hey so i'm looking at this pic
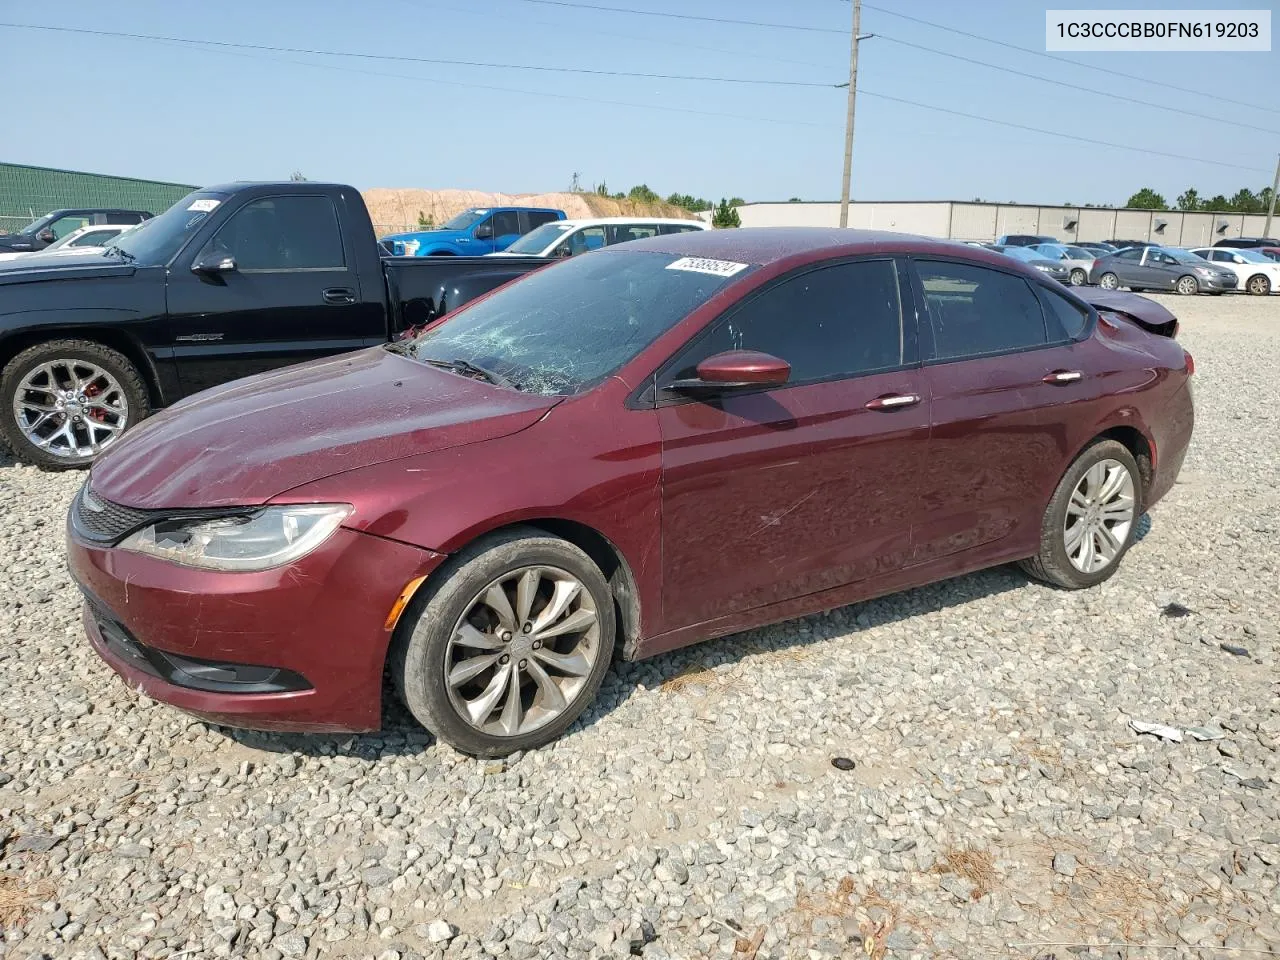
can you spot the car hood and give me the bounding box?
[89,347,561,509]
[0,249,130,277]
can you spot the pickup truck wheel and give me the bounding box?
[1,339,150,469]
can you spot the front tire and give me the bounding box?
[1069,268,1087,286]
[0,339,150,470]
[1098,272,1119,290]
[393,528,616,756]
[1020,439,1141,590]
[1176,275,1200,296]
[1246,274,1271,296]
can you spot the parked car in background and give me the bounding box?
[380,207,566,257]
[1075,241,1118,256]
[1090,245,1236,295]
[66,228,1194,755]
[1030,243,1097,286]
[999,244,1071,282]
[0,224,135,262]
[1213,236,1280,249]
[0,208,152,253]
[0,182,556,468]
[1108,239,1150,251]
[1257,247,1280,262]
[997,234,1058,246]
[491,217,707,259]
[1189,246,1280,295]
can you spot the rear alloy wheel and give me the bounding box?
[1098,272,1120,290]
[393,529,615,756]
[0,339,150,469]
[1020,439,1141,589]
[1175,275,1200,296]
[1246,274,1271,296]
[1069,268,1087,286]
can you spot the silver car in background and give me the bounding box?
[1088,245,1237,295]
[1030,243,1099,286]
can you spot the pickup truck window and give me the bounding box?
[525,211,560,230]
[408,249,754,396]
[198,196,345,271]
[490,211,521,237]
[443,210,486,231]
[108,191,231,265]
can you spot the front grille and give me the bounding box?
[71,483,157,544]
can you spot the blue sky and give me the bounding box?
[3,0,1276,205]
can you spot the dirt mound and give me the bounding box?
[363,188,696,235]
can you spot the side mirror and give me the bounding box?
[474,223,494,240]
[191,252,237,276]
[670,350,791,392]
[36,229,55,244]
[554,243,573,259]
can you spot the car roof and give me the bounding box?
[616,227,991,266]
[552,217,706,228]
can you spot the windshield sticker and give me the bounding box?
[187,199,221,212]
[666,256,749,277]
[473,209,489,215]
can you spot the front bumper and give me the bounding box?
[69,524,445,732]
[1198,274,1237,291]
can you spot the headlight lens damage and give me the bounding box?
[119,504,352,571]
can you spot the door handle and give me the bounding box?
[1043,370,1083,384]
[865,393,922,411]
[322,287,356,305]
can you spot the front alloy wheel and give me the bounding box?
[445,566,601,737]
[1176,275,1200,296]
[13,359,130,460]
[1069,268,1087,286]
[1247,274,1271,296]
[393,529,616,756]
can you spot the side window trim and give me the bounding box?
[648,255,920,407]
[906,254,1093,365]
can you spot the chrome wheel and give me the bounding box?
[1099,272,1119,290]
[12,360,130,460]
[1064,458,1135,574]
[445,565,601,738]
[1248,274,1270,296]
[1176,275,1199,296]
[1070,269,1087,286]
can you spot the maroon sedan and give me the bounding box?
[67,229,1194,756]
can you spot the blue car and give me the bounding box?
[381,207,565,257]
[997,244,1072,283]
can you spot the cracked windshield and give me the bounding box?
[407,250,754,395]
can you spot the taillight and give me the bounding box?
[1092,258,1101,271]
[1184,350,1195,375]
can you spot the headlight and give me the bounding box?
[1034,264,1053,272]
[119,504,352,571]
[1194,266,1214,277]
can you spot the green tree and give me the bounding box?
[729,196,745,207]
[711,198,741,229]
[416,210,434,227]
[627,184,660,203]
[788,196,802,202]
[594,181,609,196]
[1261,186,1276,214]
[1125,188,1167,210]
[1229,188,1261,213]
[1176,188,1202,211]
[289,170,307,182]
[1204,194,1230,211]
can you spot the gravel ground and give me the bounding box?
[1,294,1277,960]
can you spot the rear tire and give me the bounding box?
[1175,275,1200,296]
[1098,272,1119,290]
[1069,268,1087,286]
[392,528,616,757]
[1246,274,1271,296]
[1019,439,1142,590]
[0,339,150,470]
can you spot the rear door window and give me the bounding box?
[606,223,659,245]
[914,260,1048,360]
[1035,286,1090,341]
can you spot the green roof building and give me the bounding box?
[0,161,197,233]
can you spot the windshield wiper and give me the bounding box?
[382,338,414,356]
[420,357,519,390]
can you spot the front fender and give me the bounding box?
[416,243,463,257]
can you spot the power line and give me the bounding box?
[511,0,844,33]
[856,1,1280,117]
[0,20,839,88]
[859,89,1273,174]
[874,34,1280,137]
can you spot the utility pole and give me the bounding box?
[1264,153,1280,240]
[838,0,862,228]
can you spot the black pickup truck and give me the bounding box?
[0,182,551,468]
